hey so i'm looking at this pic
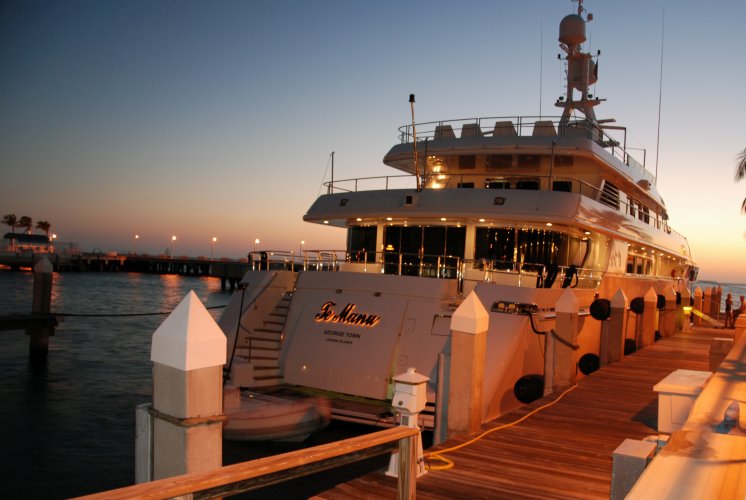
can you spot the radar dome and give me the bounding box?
[559,14,586,45]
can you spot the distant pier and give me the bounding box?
[0,252,250,290]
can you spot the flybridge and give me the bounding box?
[314,301,381,327]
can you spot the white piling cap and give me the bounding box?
[611,288,628,309]
[556,287,578,313]
[644,286,658,303]
[451,291,489,334]
[34,256,53,273]
[151,290,227,371]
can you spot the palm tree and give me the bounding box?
[737,147,746,213]
[36,220,51,238]
[18,216,32,234]
[2,214,18,234]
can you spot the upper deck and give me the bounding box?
[383,115,659,205]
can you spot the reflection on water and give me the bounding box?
[0,271,227,498]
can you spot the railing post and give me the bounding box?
[398,433,416,500]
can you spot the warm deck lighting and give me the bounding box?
[479,218,486,222]
[546,222,553,227]
[440,217,447,222]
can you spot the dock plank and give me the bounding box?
[314,327,726,499]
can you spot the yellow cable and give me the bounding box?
[424,384,578,471]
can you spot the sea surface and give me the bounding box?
[0,271,384,499]
[0,271,743,498]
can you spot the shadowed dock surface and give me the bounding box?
[314,327,727,499]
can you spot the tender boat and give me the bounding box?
[223,384,330,442]
[218,0,696,439]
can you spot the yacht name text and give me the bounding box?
[314,301,381,327]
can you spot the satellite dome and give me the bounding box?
[559,14,586,45]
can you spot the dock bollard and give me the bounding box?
[148,291,227,480]
[386,367,429,478]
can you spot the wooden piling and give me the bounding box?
[546,288,579,393]
[448,292,488,437]
[693,287,703,327]
[148,291,227,480]
[661,285,677,337]
[601,288,628,366]
[635,287,657,348]
[28,256,54,362]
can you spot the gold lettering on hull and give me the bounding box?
[314,301,381,327]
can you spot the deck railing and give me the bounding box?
[75,426,420,500]
[322,172,681,239]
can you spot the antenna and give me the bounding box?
[409,94,421,191]
[654,7,665,181]
[539,19,543,118]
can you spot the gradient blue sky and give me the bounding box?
[2,0,745,282]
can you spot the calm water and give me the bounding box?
[0,271,228,498]
[0,271,384,499]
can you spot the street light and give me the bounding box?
[171,235,176,257]
[211,237,217,259]
[133,234,139,255]
[254,238,260,253]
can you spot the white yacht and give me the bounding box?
[219,0,696,439]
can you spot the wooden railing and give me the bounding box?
[74,426,420,499]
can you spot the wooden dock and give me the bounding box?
[314,327,726,499]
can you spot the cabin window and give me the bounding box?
[347,226,377,263]
[458,155,476,169]
[383,225,465,278]
[475,227,516,268]
[486,179,511,189]
[488,155,512,169]
[555,155,574,167]
[517,154,540,168]
[516,179,539,190]
[639,205,650,224]
[457,182,474,189]
[628,197,636,217]
[552,181,572,192]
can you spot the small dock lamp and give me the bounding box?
[386,367,428,478]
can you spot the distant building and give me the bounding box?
[2,233,54,253]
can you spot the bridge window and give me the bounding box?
[488,154,512,169]
[458,155,476,169]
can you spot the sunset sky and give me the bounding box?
[2,0,745,282]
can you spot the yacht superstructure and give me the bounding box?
[219,1,695,438]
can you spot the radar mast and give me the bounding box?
[557,0,602,127]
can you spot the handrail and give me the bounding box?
[74,426,420,500]
[226,272,279,374]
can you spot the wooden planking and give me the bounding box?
[314,328,727,500]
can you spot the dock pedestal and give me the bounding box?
[611,439,657,500]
